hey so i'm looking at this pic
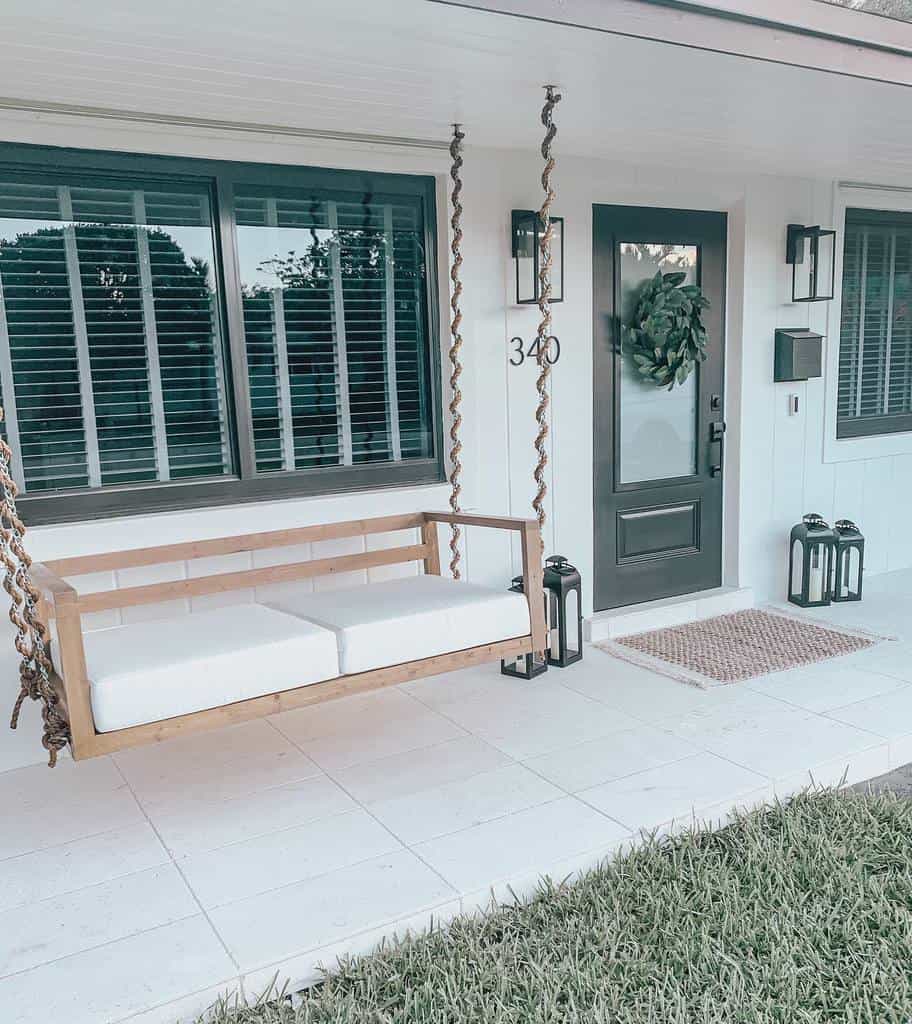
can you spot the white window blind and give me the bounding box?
[837,208,912,437]
[234,186,433,473]
[0,179,231,492]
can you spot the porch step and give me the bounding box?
[585,586,754,643]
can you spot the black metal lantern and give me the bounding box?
[511,209,564,305]
[543,555,582,668]
[788,513,837,608]
[832,519,865,603]
[501,574,548,679]
[786,224,836,302]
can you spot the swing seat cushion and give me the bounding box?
[264,575,531,675]
[84,604,340,733]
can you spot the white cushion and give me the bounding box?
[85,604,340,733]
[265,575,531,675]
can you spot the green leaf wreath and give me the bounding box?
[624,271,710,390]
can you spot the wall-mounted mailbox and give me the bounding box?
[774,328,823,382]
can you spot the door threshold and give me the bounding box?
[585,586,754,643]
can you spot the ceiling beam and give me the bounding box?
[433,0,912,88]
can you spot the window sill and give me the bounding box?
[823,429,912,464]
[18,459,445,528]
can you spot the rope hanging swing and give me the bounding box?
[531,85,562,554]
[1,413,69,766]
[447,123,466,579]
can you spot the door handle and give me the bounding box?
[710,420,725,477]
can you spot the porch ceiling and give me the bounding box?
[1,0,911,182]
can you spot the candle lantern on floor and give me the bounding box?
[501,574,549,679]
[832,519,865,603]
[788,513,837,608]
[543,555,583,667]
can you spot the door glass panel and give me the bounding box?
[617,243,699,484]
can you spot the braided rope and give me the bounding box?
[0,416,69,765]
[447,124,465,579]
[532,86,561,555]
[2,506,34,727]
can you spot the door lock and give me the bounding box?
[710,420,726,477]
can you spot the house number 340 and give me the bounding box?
[509,335,561,367]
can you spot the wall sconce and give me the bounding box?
[511,209,564,305]
[786,224,836,302]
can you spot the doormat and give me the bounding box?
[596,608,889,689]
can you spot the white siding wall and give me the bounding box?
[2,114,911,771]
[11,128,912,611]
[737,177,912,601]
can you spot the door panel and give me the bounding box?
[593,206,726,611]
[617,501,700,563]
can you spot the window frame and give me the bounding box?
[0,142,445,525]
[835,205,912,440]
[824,184,912,463]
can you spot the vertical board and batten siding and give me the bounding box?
[1,133,912,774]
[13,146,912,609]
[741,177,912,593]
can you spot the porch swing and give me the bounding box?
[6,99,561,766]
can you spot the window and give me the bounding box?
[0,147,441,523]
[837,208,912,438]
[234,187,433,471]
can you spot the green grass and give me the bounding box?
[200,790,912,1023]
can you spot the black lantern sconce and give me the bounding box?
[511,210,564,305]
[788,513,837,608]
[501,574,549,679]
[832,519,865,603]
[786,224,837,303]
[543,555,583,668]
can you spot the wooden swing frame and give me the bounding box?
[33,510,546,761]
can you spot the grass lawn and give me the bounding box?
[201,790,912,1023]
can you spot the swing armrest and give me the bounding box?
[31,563,78,613]
[423,511,537,533]
[422,512,547,653]
[30,563,94,755]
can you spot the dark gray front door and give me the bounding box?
[593,205,726,611]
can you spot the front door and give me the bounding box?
[593,205,726,611]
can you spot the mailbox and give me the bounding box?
[774,328,823,382]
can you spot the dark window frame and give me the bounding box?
[836,205,912,440]
[0,142,444,526]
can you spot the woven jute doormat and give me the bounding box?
[596,607,889,689]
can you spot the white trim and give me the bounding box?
[853,229,868,420]
[264,196,296,472]
[132,191,171,482]
[57,185,102,488]
[823,182,912,463]
[882,230,896,416]
[271,288,296,471]
[327,201,354,467]
[207,287,232,477]
[383,204,402,462]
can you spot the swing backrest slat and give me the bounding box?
[72,542,430,615]
[40,512,431,617]
[43,512,426,578]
